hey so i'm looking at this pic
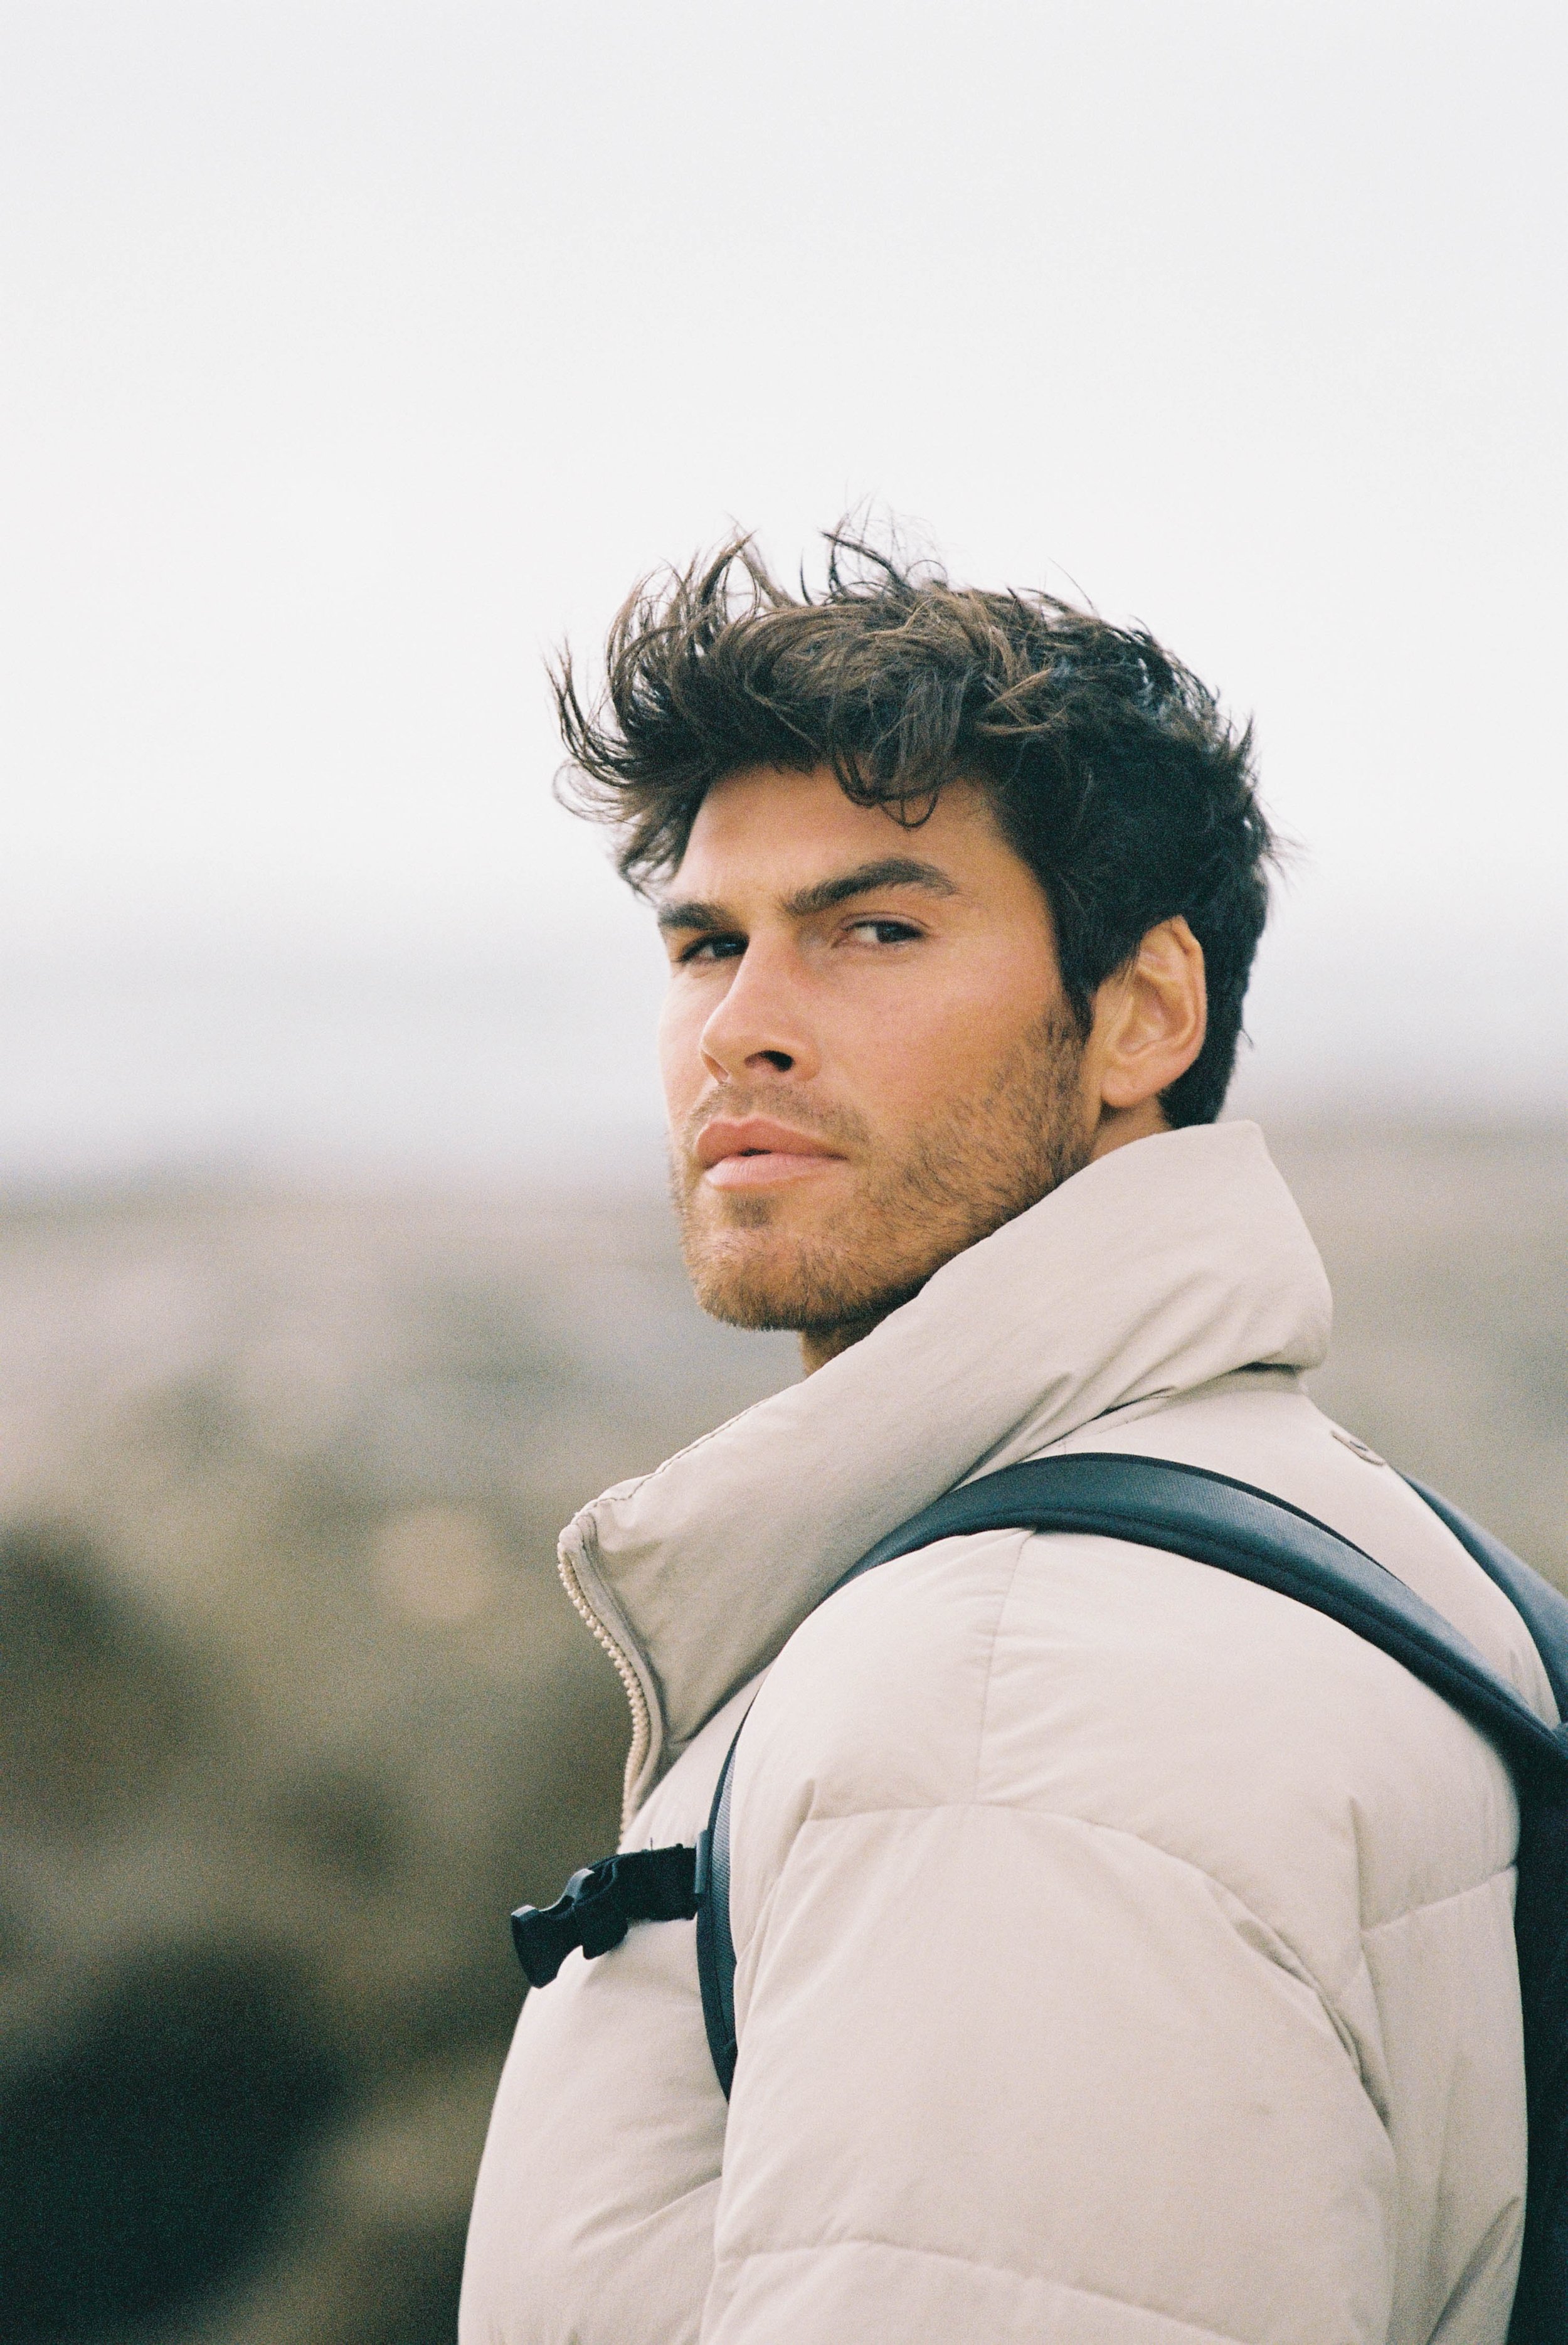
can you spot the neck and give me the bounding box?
[1088,1096,1173,1162]
[798,1313,886,1375]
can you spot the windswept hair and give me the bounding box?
[554,531,1276,1126]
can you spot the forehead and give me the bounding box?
[672,763,1003,891]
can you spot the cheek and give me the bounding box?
[876,1019,976,1114]
[656,986,706,1122]
[867,954,1052,1107]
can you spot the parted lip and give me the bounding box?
[694,1115,847,1169]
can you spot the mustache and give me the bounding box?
[676,1083,872,1159]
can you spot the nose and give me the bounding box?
[696,940,819,1085]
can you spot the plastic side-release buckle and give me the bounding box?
[511,1844,701,1988]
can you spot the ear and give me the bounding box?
[1084,916,1207,1129]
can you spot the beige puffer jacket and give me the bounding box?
[461,1123,1554,2345]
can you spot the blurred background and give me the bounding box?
[1,4,1564,2340]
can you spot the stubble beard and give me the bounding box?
[670,1004,1093,1343]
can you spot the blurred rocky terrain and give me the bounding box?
[0,1182,795,2345]
[0,1122,1563,2344]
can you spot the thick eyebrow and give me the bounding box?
[781,856,960,920]
[655,856,959,935]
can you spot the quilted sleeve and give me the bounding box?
[699,1794,1396,2344]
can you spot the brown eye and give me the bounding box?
[848,919,922,945]
[682,935,746,964]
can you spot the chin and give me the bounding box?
[684,1236,817,1332]
[682,1222,928,1337]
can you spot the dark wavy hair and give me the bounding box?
[554,531,1276,1127]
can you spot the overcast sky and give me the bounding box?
[3,3,1564,1177]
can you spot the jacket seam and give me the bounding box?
[711,2236,1253,2340]
[740,1807,1510,2105]
[1360,1864,1517,1939]
[967,1526,1036,1801]
[768,1801,1350,2030]
[759,1802,1513,1952]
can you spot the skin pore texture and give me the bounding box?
[657,765,1208,1373]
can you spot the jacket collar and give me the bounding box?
[559,1120,1332,1818]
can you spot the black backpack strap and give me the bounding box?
[694,1451,1568,2099]
[1408,1477,1568,1721]
[694,1720,748,2093]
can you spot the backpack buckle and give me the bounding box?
[511,1844,701,1988]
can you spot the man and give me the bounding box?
[461,536,1552,2343]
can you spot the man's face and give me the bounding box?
[656,764,1094,1364]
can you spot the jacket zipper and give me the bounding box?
[557,1546,651,1836]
